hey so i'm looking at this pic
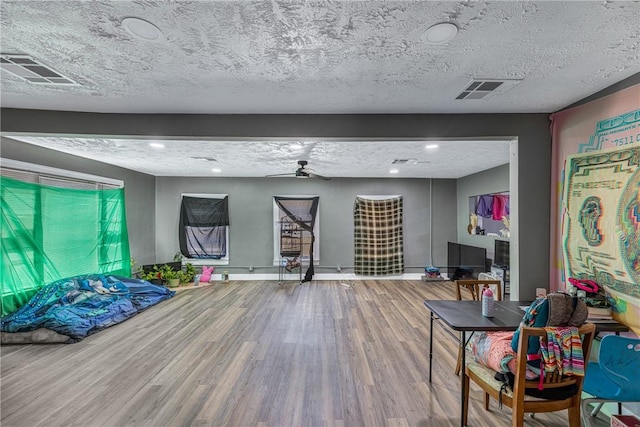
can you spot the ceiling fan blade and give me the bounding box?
[266,172,295,178]
[306,172,331,181]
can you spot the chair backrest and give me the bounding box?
[455,279,502,301]
[598,335,640,401]
[513,323,596,398]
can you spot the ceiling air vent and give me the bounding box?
[455,79,521,100]
[0,54,78,85]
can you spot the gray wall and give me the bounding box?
[457,163,510,258]
[0,110,552,298]
[156,176,456,273]
[0,136,157,266]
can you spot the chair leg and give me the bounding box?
[455,342,462,376]
[511,402,524,427]
[590,402,604,417]
[581,398,594,427]
[568,403,581,427]
[483,392,490,411]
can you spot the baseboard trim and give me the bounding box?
[205,273,425,281]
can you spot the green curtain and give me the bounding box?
[1,177,131,316]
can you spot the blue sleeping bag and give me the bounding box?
[1,274,175,341]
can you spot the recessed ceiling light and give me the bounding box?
[390,169,399,174]
[424,22,458,45]
[149,142,164,149]
[122,17,163,41]
[425,144,439,149]
[211,168,222,173]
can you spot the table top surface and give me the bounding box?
[423,299,629,333]
[424,299,526,331]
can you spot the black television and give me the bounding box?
[494,239,510,268]
[447,242,488,280]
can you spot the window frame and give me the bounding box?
[272,195,320,266]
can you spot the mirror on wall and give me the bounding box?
[468,192,510,237]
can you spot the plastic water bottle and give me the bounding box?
[482,286,495,317]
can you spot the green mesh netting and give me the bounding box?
[1,177,131,316]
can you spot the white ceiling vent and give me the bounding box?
[456,79,521,100]
[0,54,78,85]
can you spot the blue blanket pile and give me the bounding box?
[1,275,175,341]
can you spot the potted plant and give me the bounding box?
[159,264,180,287]
[183,263,196,284]
[140,265,165,285]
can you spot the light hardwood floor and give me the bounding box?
[1,280,602,426]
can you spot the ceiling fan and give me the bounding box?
[267,160,331,180]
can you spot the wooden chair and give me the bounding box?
[463,323,596,427]
[454,279,503,375]
[455,279,502,302]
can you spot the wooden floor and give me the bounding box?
[1,280,602,427]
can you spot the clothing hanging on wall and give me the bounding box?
[475,194,510,219]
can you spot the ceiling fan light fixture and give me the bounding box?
[122,17,163,41]
[424,22,458,44]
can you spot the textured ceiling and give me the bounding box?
[1,1,639,114]
[3,136,511,179]
[1,1,638,178]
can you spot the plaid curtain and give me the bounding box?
[354,196,404,275]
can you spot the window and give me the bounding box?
[179,194,229,265]
[273,196,320,266]
[0,159,127,315]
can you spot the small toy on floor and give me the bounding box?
[200,266,214,282]
[425,266,441,279]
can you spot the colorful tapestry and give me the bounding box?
[550,83,640,336]
[354,196,404,276]
[562,144,640,334]
[550,84,640,288]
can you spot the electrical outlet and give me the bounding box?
[336,265,342,272]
